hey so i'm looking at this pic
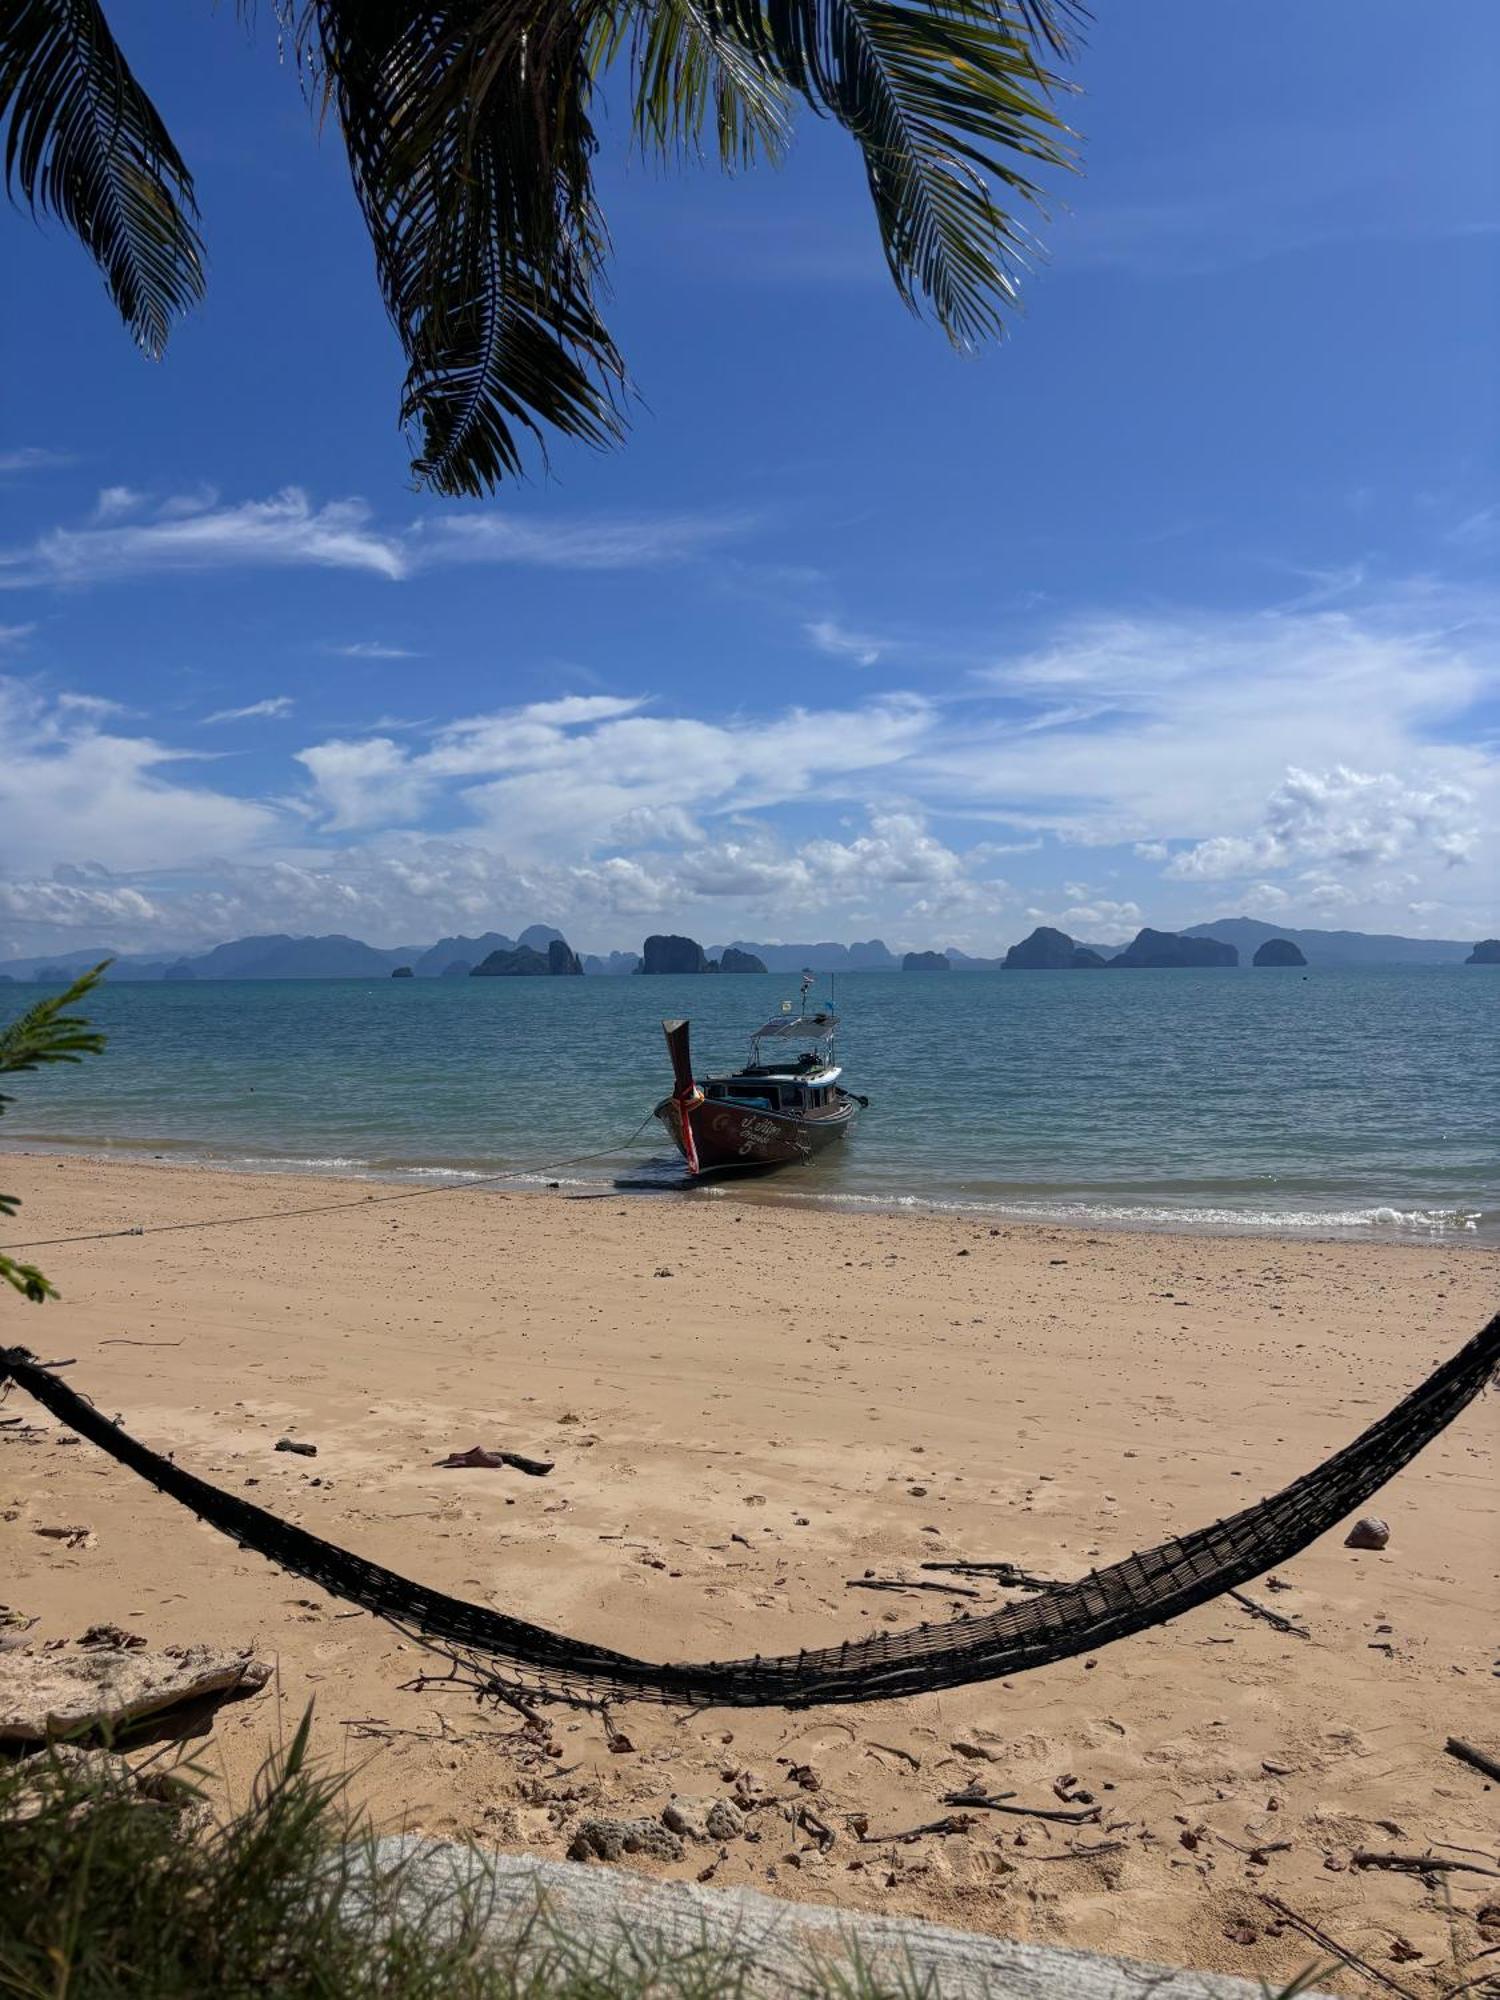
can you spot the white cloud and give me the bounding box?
[293,691,932,852]
[0,623,36,648]
[328,641,423,659]
[203,695,295,725]
[0,487,751,590]
[806,617,886,666]
[935,598,1499,859]
[92,486,146,522]
[0,681,280,876]
[0,447,73,474]
[3,586,1496,957]
[1164,766,1478,880]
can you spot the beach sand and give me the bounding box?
[3,1153,1496,1992]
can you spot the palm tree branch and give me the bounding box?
[590,0,791,170]
[704,0,1081,343]
[285,1,624,493]
[0,0,204,356]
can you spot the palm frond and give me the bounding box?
[700,0,1081,344]
[591,0,792,170]
[0,0,204,357]
[0,961,109,1110]
[285,1,625,494]
[1,961,107,1307]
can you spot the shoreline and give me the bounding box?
[2,1137,1491,1248]
[3,1148,1497,1991]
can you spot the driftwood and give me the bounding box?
[920,1560,1053,1590]
[860,1813,975,1844]
[1260,1895,1419,2000]
[1228,1589,1309,1638]
[1352,1850,1500,1879]
[945,1787,1101,1825]
[1446,1737,1500,1785]
[0,1644,270,1742]
[846,1577,981,1599]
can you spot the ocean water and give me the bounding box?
[3,967,1496,1240]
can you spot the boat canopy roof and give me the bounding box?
[752,1007,836,1042]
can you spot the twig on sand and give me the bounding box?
[944,1788,1100,1825]
[1260,1895,1422,2000]
[1213,1832,1293,1860]
[1352,1851,1500,1879]
[859,1813,976,1845]
[866,1741,922,1771]
[1230,1588,1310,1638]
[919,1560,1053,1590]
[99,1338,186,1348]
[1446,1737,1500,1785]
[847,1577,981,1599]
[1027,1840,1126,1861]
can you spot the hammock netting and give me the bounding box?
[3,1311,1496,1710]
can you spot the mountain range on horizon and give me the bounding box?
[0,916,1489,984]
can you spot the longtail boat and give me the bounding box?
[655,977,864,1174]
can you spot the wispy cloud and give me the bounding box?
[806,617,887,667]
[0,622,35,648]
[0,486,752,590]
[202,695,295,725]
[327,641,423,660]
[92,485,148,522]
[0,447,74,475]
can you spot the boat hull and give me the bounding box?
[655,1092,859,1174]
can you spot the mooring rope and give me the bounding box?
[2,1311,1495,1709]
[0,1111,662,1255]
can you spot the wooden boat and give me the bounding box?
[654,981,864,1175]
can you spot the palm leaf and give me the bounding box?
[0,960,109,1109]
[703,0,1082,344]
[284,0,625,493]
[592,0,792,170]
[0,0,204,357]
[0,961,107,1306]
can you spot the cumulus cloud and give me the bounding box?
[1164,766,1479,880]
[294,692,932,852]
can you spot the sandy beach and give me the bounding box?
[3,1152,1496,1992]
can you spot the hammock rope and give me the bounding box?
[3,1313,1495,1710]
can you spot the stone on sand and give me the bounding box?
[0,1644,271,1743]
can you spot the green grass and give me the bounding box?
[0,1713,1332,1999]
[0,1715,948,1999]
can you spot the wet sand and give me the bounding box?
[3,1153,1497,1992]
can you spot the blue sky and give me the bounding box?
[1,0,1496,957]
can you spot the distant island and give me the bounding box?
[1253,938,1307,967]
[1001,926,1236,969]
[638,935,766,974]
[471,939,582,976]
[3,915,1495,983]
[1002,927,1106,970]
[1110,929,1237,969]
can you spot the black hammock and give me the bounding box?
[3,1314,1496,1710]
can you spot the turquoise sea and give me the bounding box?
[3,967,1496,1240]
